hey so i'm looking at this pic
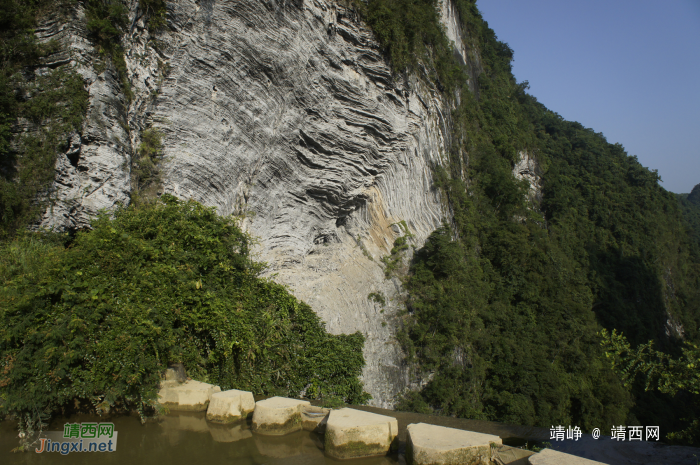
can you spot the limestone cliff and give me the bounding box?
[38,0,481,407]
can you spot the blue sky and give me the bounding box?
[476,0,700,194]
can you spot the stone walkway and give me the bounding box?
[156,378,613,464]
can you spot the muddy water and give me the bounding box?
[0,405,548,464]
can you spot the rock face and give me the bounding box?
[34,7,132,232]
[513,151,543,204]
[38,0,481,407]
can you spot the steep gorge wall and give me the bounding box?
[38,0,478,407]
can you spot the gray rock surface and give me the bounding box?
[38,0,485,407]
[513,151,542,204]
[439,0,482,97]
[35,7,132,231]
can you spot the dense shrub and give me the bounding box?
[0,196,370,434]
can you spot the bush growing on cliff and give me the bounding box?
[0,195,370,432]
[0,0,89,239]
[139,0,168,31]
[86,0,132,99]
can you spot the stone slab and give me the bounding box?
[301,405,331,433]
[324,408,399,459]
[529,449,607,465]
[492,444,536,465]
[251,397,311,436]
[206,389,255,423]
[157,380,221,412]
[407,423,502,465]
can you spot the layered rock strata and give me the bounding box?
[38,0,481,407]
[34,6,132,231]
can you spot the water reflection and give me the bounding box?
[0,411,400,465]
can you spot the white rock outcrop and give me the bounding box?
[513,151,543,204]
[34,7,132,232]
[38,0,484,407]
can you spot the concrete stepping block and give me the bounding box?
[206,389,255,423]
[301,405,331,433]
[528,449,606,464]
[492,444,535,464]
[324,408,399,460]
[406,423,502,465]
[157,380,221,412]
[251,397,311,435]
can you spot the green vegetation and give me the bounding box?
[368,292,386,307]
[319,395,346,409]
[0,0,88,240]
[139,0,168,32]
[601,329,699,444]
[355,0,700,443]
[0,196,370,441]
[2,0,698,448]
[679,184,700,253]
[353,0,463,91]
[86,0,168,96]
[130,128,164,205]
[381,221,414,278]
[1,0,169,239]
[85,0,131,100]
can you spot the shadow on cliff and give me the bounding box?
[589,248,677,350]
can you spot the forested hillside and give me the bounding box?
[1,0,698,447]
[355,0,700,443]
[679,184,700,253]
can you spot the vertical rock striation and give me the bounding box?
[36,6,132,232]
